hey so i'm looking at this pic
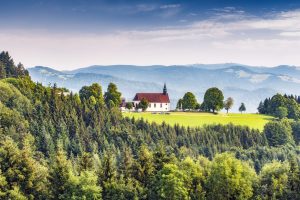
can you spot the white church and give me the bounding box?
[133,84,170,112]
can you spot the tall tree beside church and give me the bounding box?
[181,92,197,110]
[104,83,122,108]
[176,98,183,110]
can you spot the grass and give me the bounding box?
[123,112,274,131]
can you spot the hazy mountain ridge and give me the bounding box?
[28,64,300,112]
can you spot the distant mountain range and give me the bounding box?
[28,64,300,112]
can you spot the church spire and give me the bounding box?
[163,83,167,95]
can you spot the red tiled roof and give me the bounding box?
[133,93,170,103]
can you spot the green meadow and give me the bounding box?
[123,112,274,131]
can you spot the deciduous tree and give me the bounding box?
[207,153,257,200]
[104,83,122,108]
[138,98,149,111]
[182,92,197,110]
[203,87,224,113]
[224,97,234,114]
[152,164,189,200]
[275,106,288,119]
[258,161,289,199]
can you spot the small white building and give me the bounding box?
[133,84,170,112]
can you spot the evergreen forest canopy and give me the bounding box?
[0,51,299,199]
[258,93,300,120]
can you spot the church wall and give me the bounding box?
[133,101,170,112]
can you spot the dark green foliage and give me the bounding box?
[79,83,104,104]
[202,87,224,113]
[176,98,183,109]
[264,120,294,147]
[0,136,49,199]
[0,76,299,199]
[104,83,121,108]
[125,102,133,110]
[151,164,189,199]
[275,106,288,119]
[270,94,286,113]
[0,51,28,78]
[180,92,198,110]
[207,153,257,200]
[291,121,300,144]
[239,102,246,113]
[0,53,299,199]
[285,157,300,199]
[258,93,300,120]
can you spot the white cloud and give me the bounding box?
[280,31,300,37]
[136,4,157,12]
[2,9,300,69]
[246,10,300,30]
[250,74,270,83]
[278,75,300,83]
[229,69,271,83]
[160,4,181,9]
[236,70,251,78]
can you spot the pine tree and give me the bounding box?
[239,103,246,113]
[49,149,75,199]
[134,145,154,186]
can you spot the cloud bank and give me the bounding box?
[2,8,300,69]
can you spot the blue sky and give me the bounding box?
[1,0,300,69]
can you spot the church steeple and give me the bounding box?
[163,83,167,95]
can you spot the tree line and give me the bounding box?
[0,52,299,199]
[176,88,246,113]
[0,51,28,78]
[258,93,300,119]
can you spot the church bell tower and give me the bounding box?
[163,83,167,95]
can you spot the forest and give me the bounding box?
[0,51,299,199]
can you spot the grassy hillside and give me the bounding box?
[123,112,273,130]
